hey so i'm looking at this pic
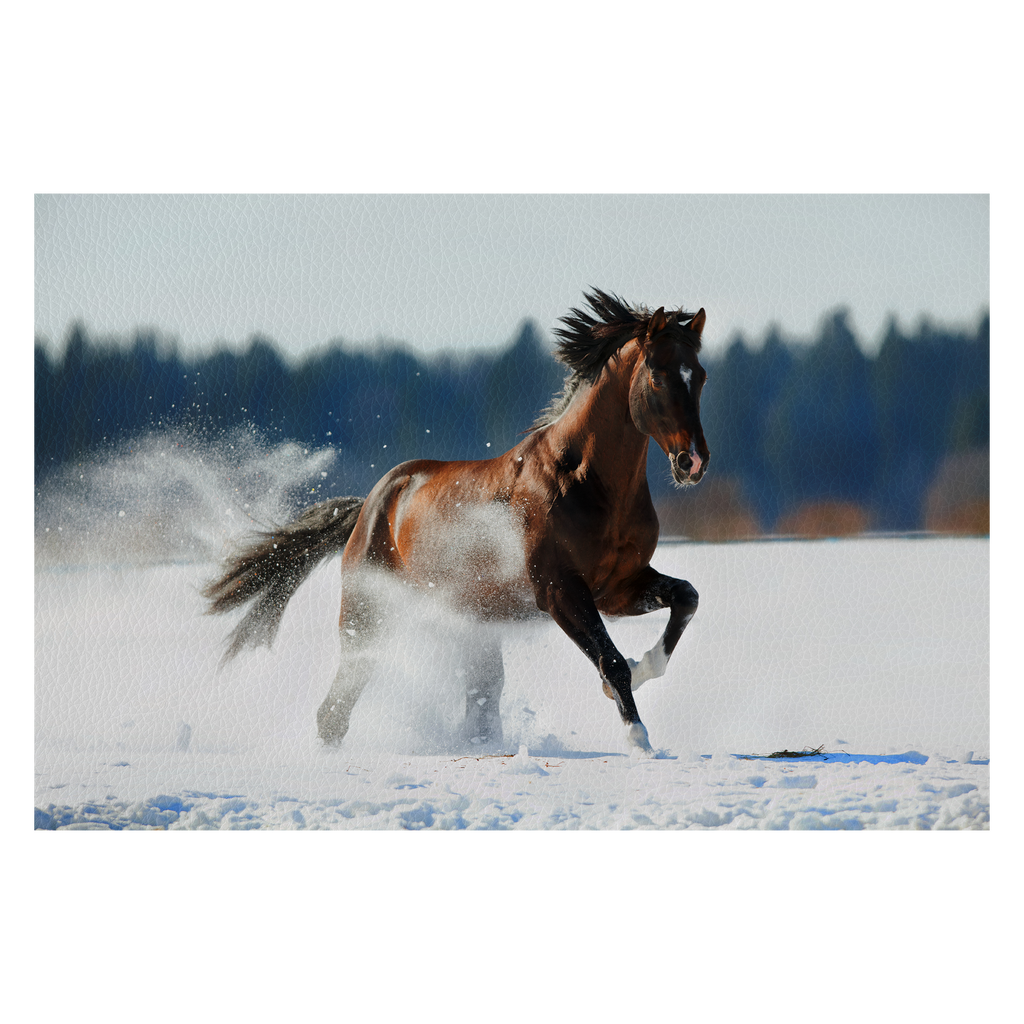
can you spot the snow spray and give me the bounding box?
[35,426,336,568]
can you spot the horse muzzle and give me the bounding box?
[670,448,707,486]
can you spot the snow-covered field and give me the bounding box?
[35,535,988,831]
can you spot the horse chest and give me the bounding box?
[534,480,658,594]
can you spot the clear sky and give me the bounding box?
[35,194,988,361]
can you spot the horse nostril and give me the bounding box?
[675,452,693,473]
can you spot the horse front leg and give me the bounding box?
[540,572,655,753]
[620,569,699,692]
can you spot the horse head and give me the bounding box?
[629,306,710,486]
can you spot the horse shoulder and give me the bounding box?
[515,468,658,604]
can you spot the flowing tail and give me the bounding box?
[202,495,365,663]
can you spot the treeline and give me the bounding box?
[35,309,989,533]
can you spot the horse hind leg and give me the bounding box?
[317,654,375,746]
[462,634,505,747]
[317,590,383,746]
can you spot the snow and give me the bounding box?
[35,539,988,830]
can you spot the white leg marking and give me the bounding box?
[626,721,653,753]
[628,641,670,691]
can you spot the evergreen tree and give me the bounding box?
[764,310,878,522]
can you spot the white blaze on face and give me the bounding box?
[679,365,693,393]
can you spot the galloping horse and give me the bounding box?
[203,290,709,753]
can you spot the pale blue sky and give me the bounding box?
[35,194,988,360]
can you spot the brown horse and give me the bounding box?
[203,289,709,754]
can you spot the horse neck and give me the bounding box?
[547,344,650,494]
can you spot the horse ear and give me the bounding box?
[688,308,707,338]
[646,307,669,341]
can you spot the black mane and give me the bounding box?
[531,289,699,430]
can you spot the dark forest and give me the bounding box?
[35,308,989,538]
